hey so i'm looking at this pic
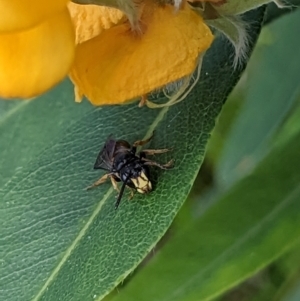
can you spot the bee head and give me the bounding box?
[131,170,152,194]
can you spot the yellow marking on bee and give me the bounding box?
[131,171,152,194]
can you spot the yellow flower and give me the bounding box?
[70,2,213,106]
[0,0,69,32]
[0,0,74,99]
[0,0,213,106]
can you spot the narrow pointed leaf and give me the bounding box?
[216,9,300,189]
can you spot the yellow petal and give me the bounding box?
[0,0,69,33]
[0,9,75,99]
[70,3,213,105]
[68,2,125,44]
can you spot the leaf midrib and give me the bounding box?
[0,100,31,126]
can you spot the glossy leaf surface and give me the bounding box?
[112,98,300,301]
[0,8,264,301]
[109,9,300,301]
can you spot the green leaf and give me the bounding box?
[0,100,21,121]
[285,288,300,301]
[283,282,300,301]
[269,242,300,301]
[0,9,264,301]
[274,99,300,149]
[216,0,270,16]
[111,101,300,301]
[0,82,93,187]
[265,0,300,25]
[216,9,300,189]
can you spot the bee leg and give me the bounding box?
[110,176,120,193]
[127,187,135,200]
[141,148,172,156]
[86,173,110,190]
[143,158,174,170]
[133,132,154,148]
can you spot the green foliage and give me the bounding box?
[2,4,300,301]
[111,122,300,301]
[111,7,300,301]
[216,7,300,189]
[0,7,264,301]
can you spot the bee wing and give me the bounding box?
[114,139,131,153]
[94,137,116,170]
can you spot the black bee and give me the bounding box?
[88,134,173,209]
